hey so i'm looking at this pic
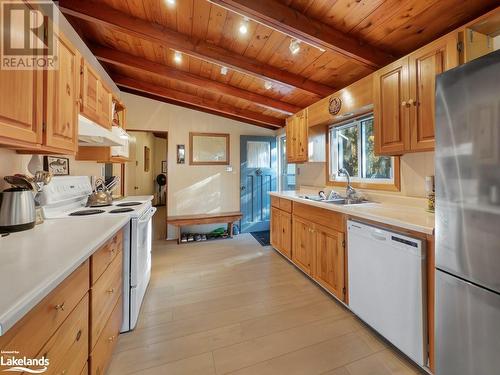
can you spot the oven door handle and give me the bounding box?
[139,207,157,223]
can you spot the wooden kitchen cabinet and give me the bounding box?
[313,224,345,301]
[270,207,291,259]
[98,82,113,129]
[286,109,308,163]
[292,216,315,275]
[374,34,458,155]
[44,30,80,154]
[81,60,100,124]
[0,1,43,148]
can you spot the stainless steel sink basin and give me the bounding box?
[326,198,372,205]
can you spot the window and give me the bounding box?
[329,115,395,185]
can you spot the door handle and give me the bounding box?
[240,186,246,191]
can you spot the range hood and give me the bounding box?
[78,114,123,147]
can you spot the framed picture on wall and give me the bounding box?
[161,160,167,173]
[189,132,230,165]
[43,156,70,175]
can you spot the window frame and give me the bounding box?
[327,114,401,192]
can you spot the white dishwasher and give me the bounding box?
[347,220,427,367]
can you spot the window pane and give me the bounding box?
[247,141,271,168]
[337,125,359,177]
[279,137,295,190]
[362,118,392,179]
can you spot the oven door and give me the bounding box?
[130,206,156,287]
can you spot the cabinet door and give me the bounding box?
[292,216,314,274]
[374,57,409,155]
[98,82,112,129]
[295,110,308,162]
[286,116,296,162]
[45,31,80,153]
[270,207,282,251]
[0,1,43,146]
[408,35,458,152]
[313,225,345,301]
[280,211,292,259]
[81,61,100,123]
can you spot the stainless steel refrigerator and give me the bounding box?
[435,49,500,375]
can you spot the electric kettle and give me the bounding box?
[0,187,36,233]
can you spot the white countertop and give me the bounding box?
[0,216,129,336]
[271,191,434,235]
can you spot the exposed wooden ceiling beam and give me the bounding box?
[91,45,301,116]
[208,0,393,69]
[121,86,279,130]
[113,75,285,129]
[58,0,335,97]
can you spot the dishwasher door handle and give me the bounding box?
[370,232,387,241]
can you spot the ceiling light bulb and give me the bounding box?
[173,51,182,64]
[220,66,228,75]
[239,17,249,35]
[166,0,175,5]
[264,81,272,90]
[289,39,301,55]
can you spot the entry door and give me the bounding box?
[240,136,277,233]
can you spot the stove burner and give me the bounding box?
[115,202,142,207]
[109,208,134,214]
[89,203,112,208]
[69,209,105,216]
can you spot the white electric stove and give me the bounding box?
[38,176,156,332]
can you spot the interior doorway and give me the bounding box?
[126,130,168,239]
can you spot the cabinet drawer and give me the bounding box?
[90,253,122,350]
[90,296,123,375]
[279,198,292,213]
[37,293,89,375]
[293,202,345,232]
[0,260,89,360]
[271,195,280,208]
[91,230,123,285]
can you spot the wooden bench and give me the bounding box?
[167,211,243,244]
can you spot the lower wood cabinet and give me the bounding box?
[270,207,291,259]
[271,198,347,302]
[0,229,124,375]
[292,215,315,275]
[90,296,123,375]
[313,224,345,300]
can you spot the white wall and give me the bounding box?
[121,92,276,237]
[0,148,104,190]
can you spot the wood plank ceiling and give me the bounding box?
[58,0,498,128]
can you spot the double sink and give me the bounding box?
[298,194,373,206]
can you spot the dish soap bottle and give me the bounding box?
[425,176,435,213]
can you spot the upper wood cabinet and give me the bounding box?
[0,1,43,148]
[374,34,458,155]
[459,28,494,64]
[286,109,308,163]
[98,82,113,129]
[81,60,100,124]
[44,31,80,154]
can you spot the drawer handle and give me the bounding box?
[76,329,82,342]
[107,288,115,294]
[55,302,65,311]
[108,335,115,343]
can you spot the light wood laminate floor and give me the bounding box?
[108,234,423,375]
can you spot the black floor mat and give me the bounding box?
[250,230,270,246]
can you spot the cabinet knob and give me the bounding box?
[55,302,65,311]
[401,100,407,107]
[107,288,115,294]
[408,99,417,106]
[108,335,115,343]
[66,84,71,96]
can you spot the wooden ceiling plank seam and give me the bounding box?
[92,45,301,115]
[207,0,394,68]
[114,75,285,128]
[58,0,335,97]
